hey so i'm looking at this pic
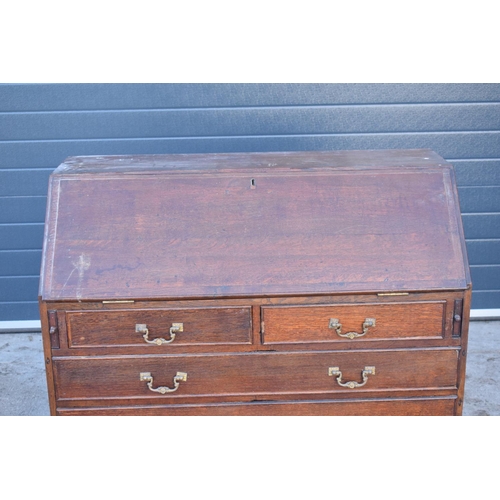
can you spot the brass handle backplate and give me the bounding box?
[328,366,376,389]
[136,322,183,345]
[140,371,188,394]
[328,318,376,339]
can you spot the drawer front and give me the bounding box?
[53,348,458,402]
[56,397,456,416]
[262,301,446,344]
[66,307,252,348]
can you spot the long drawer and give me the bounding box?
[262,301,446,344]
[56,397,457,416]
[53,348,459,403]
[65,306,252,348]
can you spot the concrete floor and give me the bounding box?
[1,321,499,416]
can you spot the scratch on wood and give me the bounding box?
[60,254,91,299]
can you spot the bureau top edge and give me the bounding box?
[53,149,451,175]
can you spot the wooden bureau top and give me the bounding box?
[55,149,448,174]
[40,149,471,301]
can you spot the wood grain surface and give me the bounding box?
[39,150,470,416]
[263,301,446,344]
[40,150,469,301]
[56,397,457,416]
[52,348,459,403]
[66,306,252,348]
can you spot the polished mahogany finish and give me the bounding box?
[262,301,447,344]
[39,149,471,416]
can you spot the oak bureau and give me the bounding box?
[39,149,471,416]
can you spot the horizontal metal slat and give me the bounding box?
[0,250,42,276]
[2,132,500,169]
[1,83,499,112]
[470,266,500,291]
[452,160,500,187]
[466,240,500,265]
[0,169,52,196]
[463,214,500,239]
[0,302,40,322]
[1,103,500,141]
[0,197,46,223]
[458,187,500,213]
[0,277,39,302]
[471,291,500,309]
[0,224,44,250]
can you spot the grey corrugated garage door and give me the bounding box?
[0,83,499,321]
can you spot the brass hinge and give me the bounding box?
[102,300,135,304]
[377,292,409,296]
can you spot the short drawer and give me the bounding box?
[66,306,252,348]
[262,301,446,344]
[53,348,458,403]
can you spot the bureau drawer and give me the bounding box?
[66,307,252,348]
[262,301,446,344]
[53,348,458,403]
[56,397,457,416]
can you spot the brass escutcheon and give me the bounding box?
[328,318,376,339]
[328,366,376,388]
